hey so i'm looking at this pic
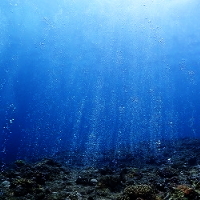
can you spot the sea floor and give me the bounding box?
[1,138,200,200]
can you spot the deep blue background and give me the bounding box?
[0,0,200,163]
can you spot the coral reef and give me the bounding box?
[122,184,156,200]
[0,138,200,199]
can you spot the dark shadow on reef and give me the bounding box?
[1,138,200,199]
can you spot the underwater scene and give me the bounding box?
[1,0,200,199]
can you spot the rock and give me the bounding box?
[87,196,95,200]
[99,167,114,175]
[157,167,178,178]
[41,159,61,167]
[13,185,27,196]
[67,191,82,200]
[90,178,98,185]
[1,180,10,188]
[34,172,46,185]
[14,160,27,167]
[98,175,123,192]
[76,176,89,185]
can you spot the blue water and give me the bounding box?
[1,0,200,164]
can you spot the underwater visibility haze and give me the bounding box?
[1,0,200,165]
